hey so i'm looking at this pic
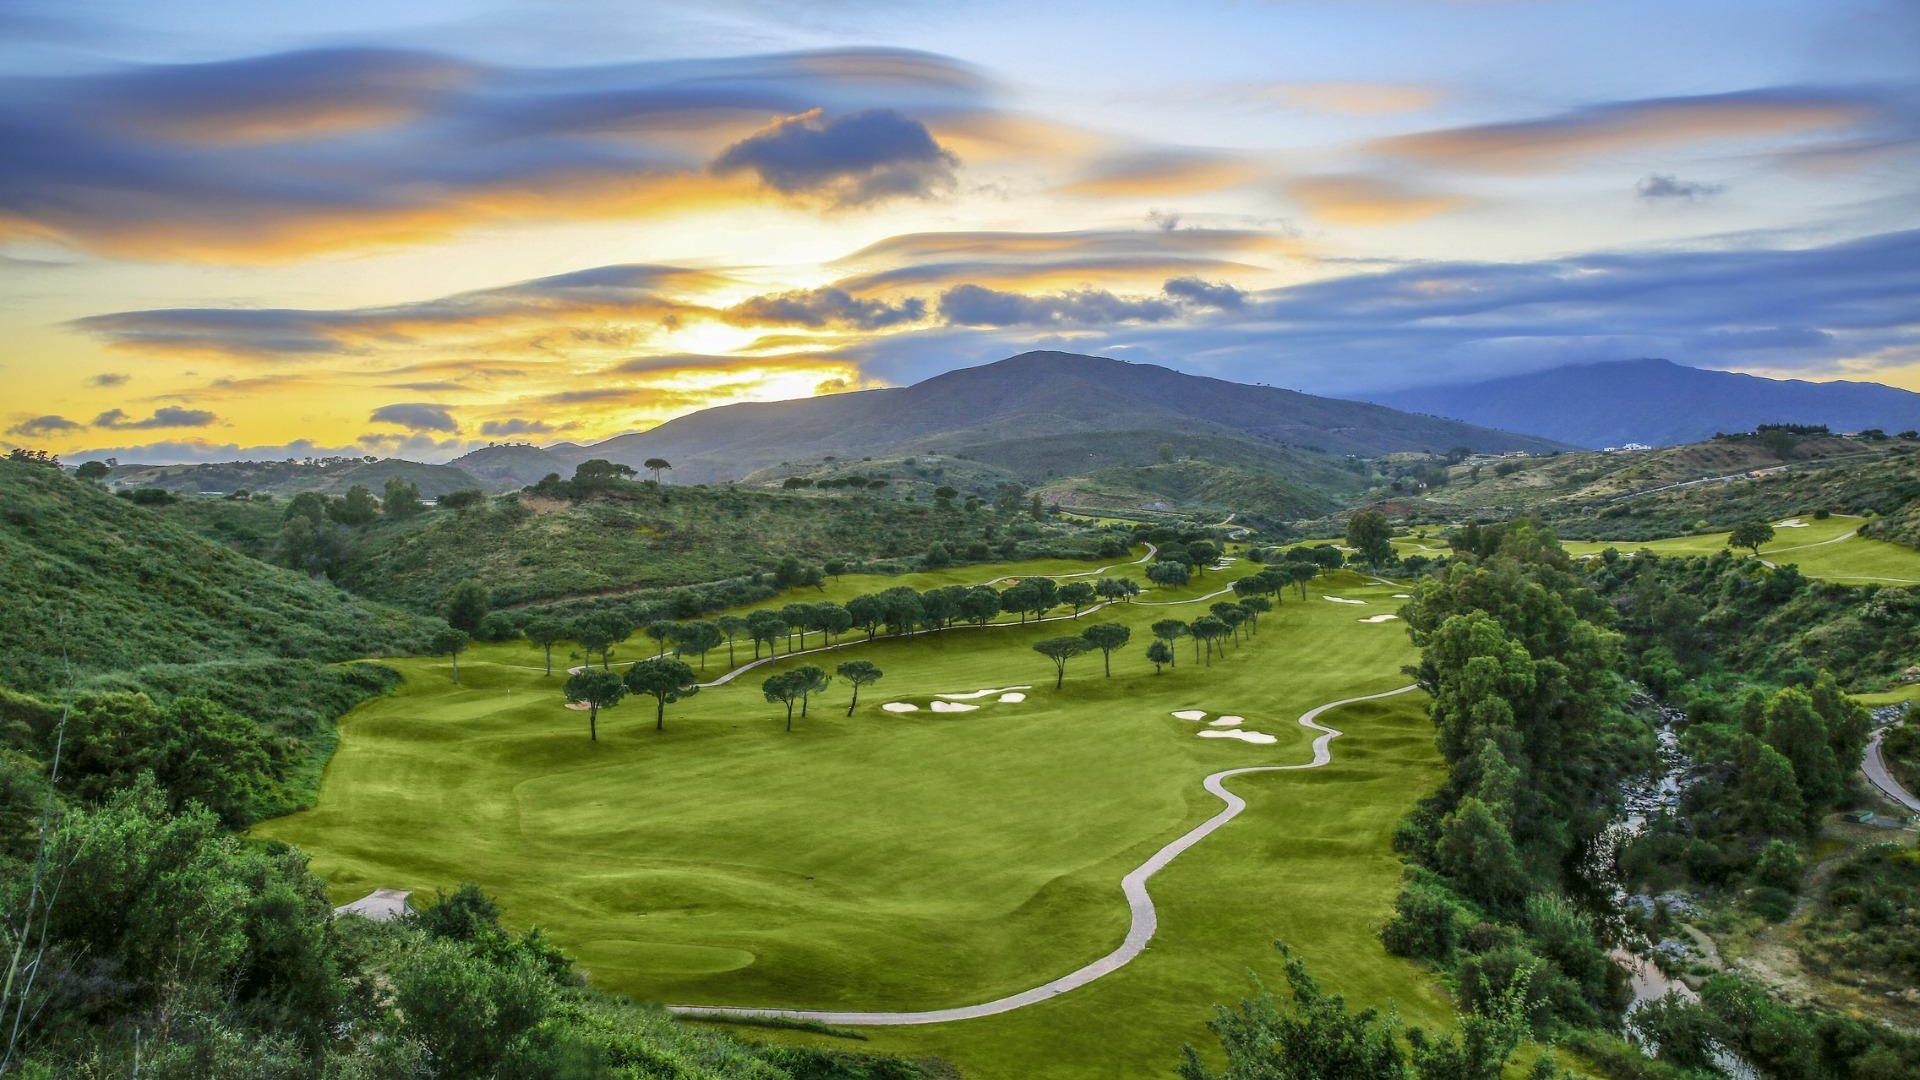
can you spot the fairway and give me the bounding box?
[257,560,1451,1078]
[1556,514,1920,585]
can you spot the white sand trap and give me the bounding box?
[1171,709,1208,721]
[1359,614,1400,624]
[1209,715,1246,727]
[998,692,1027,703]
[1775,518,1809,528]
[334,888,411,922]
[930,700,980,713]
[1392,593,1411,599]
[564,702,592,711]
[1324,596,1366,605]
[937,685,1033,700]
[567,665,587,675]
[881,702,919,713]
[1198,729,1278,745]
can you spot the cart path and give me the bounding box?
[666,683,1422,1027]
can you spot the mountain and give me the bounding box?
[1369,359,1920,448]
[103,456,484,498]
[566,351,1568,483]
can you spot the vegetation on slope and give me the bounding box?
[101,454,485,498]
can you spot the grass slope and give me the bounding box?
[1558,514,1920,586]
[257,562,1449,1079]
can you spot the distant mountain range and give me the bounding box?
[457,350,1568,486]
[100,456,483,497]
[1368,359,1920,448]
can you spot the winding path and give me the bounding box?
[666,683,1422,1027]
[1863,726,1920,813]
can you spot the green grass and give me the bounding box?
[256,562,1449,1079]
[1557,515,1920,585]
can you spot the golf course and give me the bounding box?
[255,551,1453,1077]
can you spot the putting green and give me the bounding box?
[257,563,1449,1078]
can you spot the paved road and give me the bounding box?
[1863,727,1920,813]
[666,683,1422,1027]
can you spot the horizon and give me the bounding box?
[4,0,1919,465]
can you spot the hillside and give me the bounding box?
[446,443,570,491]
[1371,358,1920,447]
[567,351,1568,483]
[1407,432,1920,541]
[102,455,484,498]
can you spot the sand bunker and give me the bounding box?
[1209,715,1246,727]
[564,702,592,711]
[930,701,980,713]
[1171,709,1208,721]
[881,702,920,713]
[1392,593,1411,599]
[1324,596,1366,605]
[1359,614,1400,624]
[998,692,1027,703]
[937,685,1033,700]
[334,888,412,922]
[1775,518,1809,528]
[1198,729,1278,745]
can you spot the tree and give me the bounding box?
[432,627,471,684]
[643,457,672,482]
[1346,510,1395,567]
[812,602,853,644]
[575,612,632,670]
[1239,596,1272,634]
[445,579,491,634]
[1152,619,1190,667]
[1146,640,1174,674]
[572,459,636,491]
[1178,944,1410,1080]
[383,477,425,518]
[523,616,567,676]
[837,660,883,715]
[1081,623,1131,677]
[714,614,750,667]
[438,488,485,511]
[1186,540,1220,574]
[746,610,787,657]
[925,541,953,568]
[563,670,625,741]
[624,657,699,731]
[780,603,814,650]
[1763,686,1842,818]
[75,460,109,481]
[672,621,724,670]
[1728,519,1775,556]
[1211,602,1247,644]
[1147,560,1191,588]
[845,595,885,640]
[960,585,1003,624]
[644,620,677,658]
[1059,581,1098,616]
[792,664,831,719]
[327,484,379,526]
[762,671,806,731]
[1033,636,1089,689]
[1190,615,1228,665]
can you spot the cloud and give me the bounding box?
[5,415,84,438]
[369,403,459,433]
[1162,277,1246,310]
[89,372,130,387]
[723,287,926,329]
[938,284,1181,327]
[1369,87,1876,173]
[92,406,218,429]
[1260,81,1441,116]
[1636,173,1727,200]
[711,108,960,206]
[1286,175,1470,225]
[72,262,718,360]
[1,47,989,260]
[479,418,557,436]
[1059,150,1261,197]
[835,227,1295,265]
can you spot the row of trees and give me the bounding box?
[559,657,887,738]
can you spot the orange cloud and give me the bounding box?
[1262,81,1441,116]
[1286,175,1470,225]
[1059,151,1264,197]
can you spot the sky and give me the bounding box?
[3,0,1918,464]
